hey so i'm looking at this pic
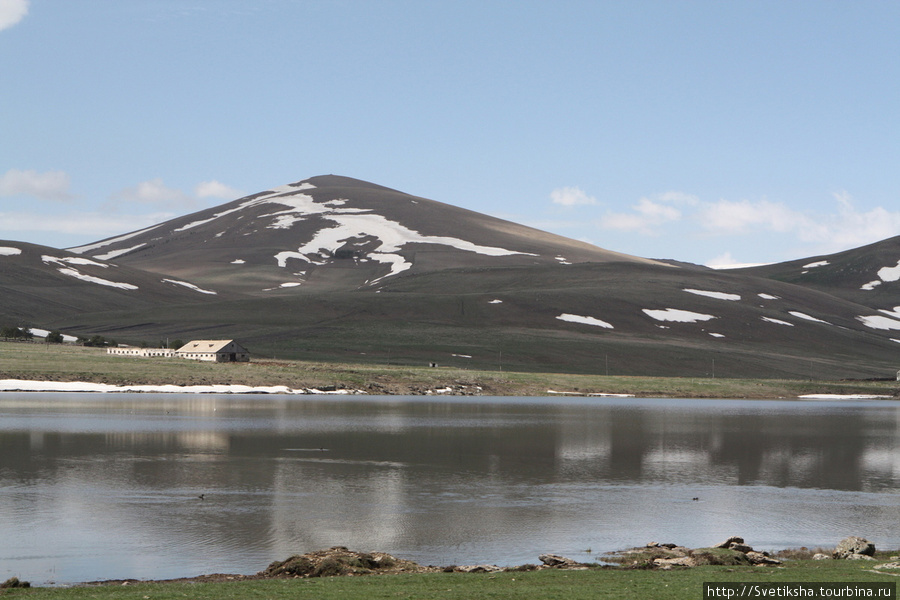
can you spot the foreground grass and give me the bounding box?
[1,341,898,399]
[6,560,900,600]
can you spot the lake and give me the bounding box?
[1,393,899,584]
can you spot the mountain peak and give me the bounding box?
[70,175,662,295]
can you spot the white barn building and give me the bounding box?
[107,347,177,358]
[176,340,250,362]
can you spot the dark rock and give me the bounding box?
[714,536,745,549]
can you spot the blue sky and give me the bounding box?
[1,0,898,267]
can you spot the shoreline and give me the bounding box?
[12,538,894,590]
[0,378,365,395]
[2,343,899,399]
[0,378,895,400]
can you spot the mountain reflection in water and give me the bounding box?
[1,394,899,584]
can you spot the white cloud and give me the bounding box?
[0,210,175,238]
[112,178,193,208]
[111,178,243,210]
[822,190,900,248]
[0,0,27,32]
[0,175,236,246]
[695,191,900,266]
[599,193,683,234]
[698,198,803,234]
[0,168,73,201]
[697,192,900,251]
[635,197,680,221]
[656,191,699,205]
[195,180,242,200]
[550,186,597,207]
[590,187,900,264]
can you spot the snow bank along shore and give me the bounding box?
[0,379,893,399]
[0,379,363,394]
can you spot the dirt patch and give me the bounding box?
[260,546,439,578]
[83,546,599,587]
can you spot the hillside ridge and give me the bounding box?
[2,175,900,379]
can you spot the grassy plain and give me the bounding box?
[5,559,900,599]
[1,340,898,398]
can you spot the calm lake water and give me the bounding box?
[2,393,899,584]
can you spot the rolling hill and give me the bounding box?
[736,235,900,314]
[0,241,218,324]
[2,175,900,380]
[69,175,663,295]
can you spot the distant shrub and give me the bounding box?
[1,326,31,340]
[80,335,113,347]
[1,576,30,589]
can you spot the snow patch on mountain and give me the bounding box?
[683,288,740,301]
[803,260,829,269]
[69,224,162,255]
[761,316,793,326]
[366,252,412,284]
[43,255,109,268]
[758,293,780,300]
[263,282,303,291]
[556,313,614,329]
[162,278,217,295]
[861,259,900,291]
[857,315,900,331]
[42,255,138,290]
[56,268,138,290]
[273,211,535,282]
[94,243,146,261]
[90,179,534,285]
[879,307,900,319]
[642,308,716,323]
[788,311,830,325]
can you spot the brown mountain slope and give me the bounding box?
[4,176,900,379]
[0,241,218,325]
[69,175,666,295]
[737,235,900,316]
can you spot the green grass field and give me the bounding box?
[5,559,899,599]
[1,340,898,399]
